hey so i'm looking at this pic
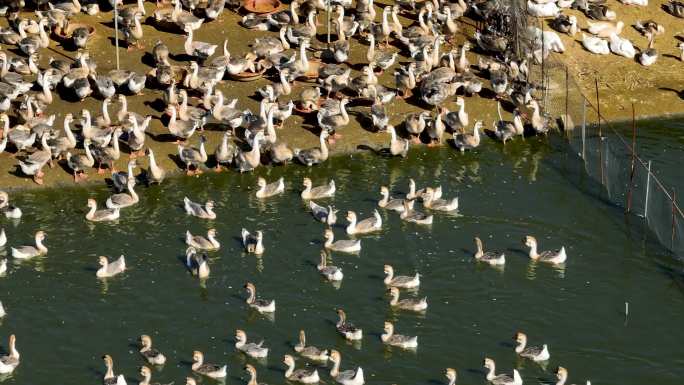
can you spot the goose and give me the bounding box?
[283,355,320,383]
[18,134,51,185]
[244,282,275,313]
[527,0,559,17]
[0,259,5,275]
[295,130,329,166]
[178,90,209,123]
[608,33,635,58]
[318,98,350,135]
[256,177,284,198]
[329,350,364,385]
[214,131,238,171]
[324,229,361,253]
[184,27,217,60]
[581,33,610,55]
[370,97,389,130]
[287,11,317,45]
[168,106,199,142]
[422,188,458,212]
[638,34,658,66]
[8,127,36,153]
[140,366,167,385]
[388,287,427,311]
[445,368,458,385]
[679,42,684,62]
[309,201,338,225]
[96,255,126,278]
[585,4,616,20]
[241,229,264,254]
[383,265,419,288]
[514,332,550,361]
[452,121,482,152]
[400,200,433,225]
[81,109,114,148]
[405,111,428,142]
[483,358,522,385]
[90,128,123,173]
[0,191,17,219]
[86,199,120,222]
[555,367,590,385]
[407,179,442,201]
[186,229,220,251]
[106,178,139,209]
[102,355,126,385]
[146,149,165,185]
[0,334,18,374]
[381,321,418,349]
[427,109,446,145]
[178,135,208,175]
[493,103,524,144]
[0,229,5,247]
[244,364,267,385]
[346,210,382,235]
[587,20,624,38]
[524,236,567,264]
[236,131,264,172]
[139,335,166,365]
[185,246,210,278]
[184,197,216,219]
[387,125,409,157]
[394,63,417,98]
[550,15,577,35]
[235,330,268,358]
[192,351,227,378]
[335,310,362,340]
[474,237,505,265]
[125,117,148,159]
[301,178,335,200]
[11,231,47,259]
[378,186,405,212]
[294,330,329,361]
[317,251,343,281]
[664,0,684,17]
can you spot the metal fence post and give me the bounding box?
[581,99,586,159]
[644,161,651,218]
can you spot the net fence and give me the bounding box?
[530,55,684,258]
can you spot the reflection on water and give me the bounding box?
[0,142,682,385]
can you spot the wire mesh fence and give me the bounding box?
[532,55,684,257]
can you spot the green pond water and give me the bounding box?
[1,136,683,385]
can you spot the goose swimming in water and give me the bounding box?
[139,335,166,365]
[445,368,458,385]
[483,358,522,385]
[400,200,433,225]
[241,229,264,254]
[11,230,47,259]
[283,354,320,383]
[106,178,139,209]
[524,236,567,264]
[378,186,405,212]
[244,282,275,313]
[0,335,19,374]
[301,178,336,200]
[381,321,418,349]
[474,237,505,265]
[310,201,338,225]
[102,354,126,385]
[383,264,420,288]
[422,187,458,212]
[0,191,22,219]
[388,287,427,311]
[86,199,120,222]
[515,332,550,361]
[335,309,363,340]
[186,229,220,251]
[317,250,343,281]
[346,210,382,235]
[324,229,361,253]
[256,177,285,198]
[235,329,269,358]
[329,350,364,385]
[192,351,227,378]
[0,229,5,248]
[294,330,329,361]
[555,367,589,385]
[185,247,210,279]
[183,197,216,219]
[96,255,126,278]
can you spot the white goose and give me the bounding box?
[86,199,120,222]
[524,236,567,264]
[329,350,364,385]
[186,229,220,250]
[380,321,418,349]
[96,255,126,278]
[256,177,285,198]
[345,210,382,235]
[383,264,420,288]
[11,231,47,259]
[183,197,216,219]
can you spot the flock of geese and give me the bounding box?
[0,0,673,382]
[0,172,575,385]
